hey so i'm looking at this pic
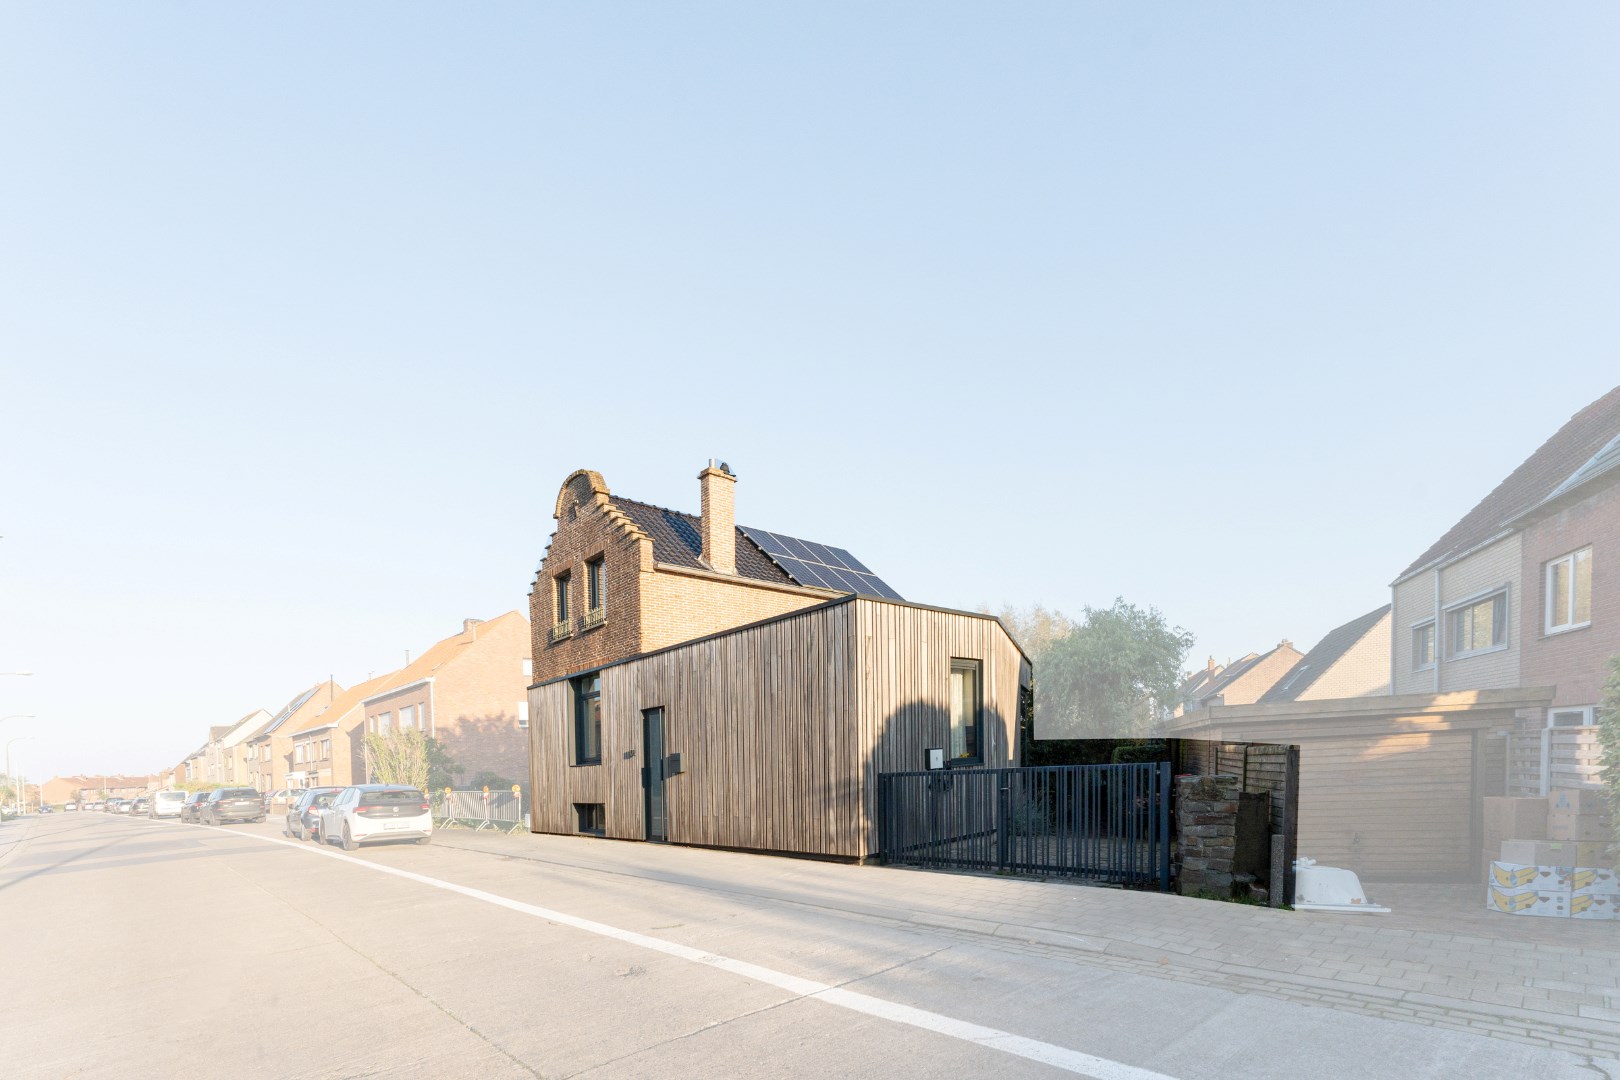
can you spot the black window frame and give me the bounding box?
[947,658,984,767]
[586,555,606,612]
[573,673,602,766]
[554,571,571,625]
[575,802,606,836]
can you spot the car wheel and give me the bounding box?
[341,825,358,852]
[415,836,431,846]
[255,816,265,823]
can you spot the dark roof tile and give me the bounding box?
[1396,385,1620,582]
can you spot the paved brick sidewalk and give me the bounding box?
[428,827,1620,1062]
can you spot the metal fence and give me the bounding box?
[433,790,527,833]
[876,763,1172,890]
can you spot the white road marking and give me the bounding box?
[141,818,1181,1080]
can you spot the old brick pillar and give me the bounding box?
[1176,773,1241,897]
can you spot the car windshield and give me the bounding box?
[368,789,424,803]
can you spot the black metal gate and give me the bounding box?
[876,762,1172,890]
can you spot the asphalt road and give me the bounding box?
[1,812,1613,1080]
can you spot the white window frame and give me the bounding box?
[517,700,530,729]
[1411,620,1436,671]
[1445,587,1509,659]
[1549,705,1595,728]
[1543,546,1593,635]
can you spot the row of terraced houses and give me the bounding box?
[1173,384,1620,882]
[145,613,534,798]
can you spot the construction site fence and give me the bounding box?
[433,789,529,833]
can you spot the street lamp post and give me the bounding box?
[6,736,34,814]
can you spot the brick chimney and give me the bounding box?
[698,459,736,574]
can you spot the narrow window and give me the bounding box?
[321,738,331,759]
[376,710,393,733]
[522,657,534,681]
[948,659,982,763]
[587,556,605,613]
[1412,622,1435,669]
[554,572,571,625]
[573,673,602,765]
[1544,547,1593,634]
[517,700,530,729]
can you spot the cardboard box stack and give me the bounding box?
[1484,794,1617,920]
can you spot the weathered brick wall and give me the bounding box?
[530,470,648,682]
[529,468,833,682]
[1176,774,1269,897]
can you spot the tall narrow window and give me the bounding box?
[399,704,417,730]
[1545,547,1593,634]
[573,673,602,765]
[554,572,571,625]
[948,659,982,763]
[587,557,605,612]
[1412,622,1435,669]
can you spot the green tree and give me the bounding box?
[980,604,1077,662]
[1035,598,1195,739]
[1598,655,1620,861]
[364,729,461,792]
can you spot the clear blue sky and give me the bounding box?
[2,4,1617,780]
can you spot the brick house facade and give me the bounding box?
[282,612,531,791]
[530,466,847,683]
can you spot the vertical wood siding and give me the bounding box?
[527,598,1025,859]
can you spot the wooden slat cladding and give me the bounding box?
[1296,732,1475,880]
[853,600,1024,852]
[527,597,1025,859]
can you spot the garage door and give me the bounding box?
[1297,731,1474,881]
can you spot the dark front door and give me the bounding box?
[643,707,667,842]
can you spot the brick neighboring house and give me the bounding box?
[531,464,887,683]
[1181,642,1304,710]
[201,710,271,785]
[1259,606,1391,704]
[244,681,342,793]
[359,612,531,787]
[1390,384,1620,794]
[283,613,531,790]
[42,775,155,805]
[285,675,391,790]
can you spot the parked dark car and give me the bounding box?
[284,787,342,841]
[201,787,266,826]
[180,791,211,823]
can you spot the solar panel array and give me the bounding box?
[738,526,903,600]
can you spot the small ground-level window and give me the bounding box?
[949,659,982,763]
[575,803,605,836]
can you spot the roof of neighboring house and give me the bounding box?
[287,673,395,737]
[1396,385,1620,583]
[288,611,528,736]
[1260,605,1391,704]
[249,683,331,742]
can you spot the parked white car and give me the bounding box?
[149,790,187,818]
[316,786,432,851]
